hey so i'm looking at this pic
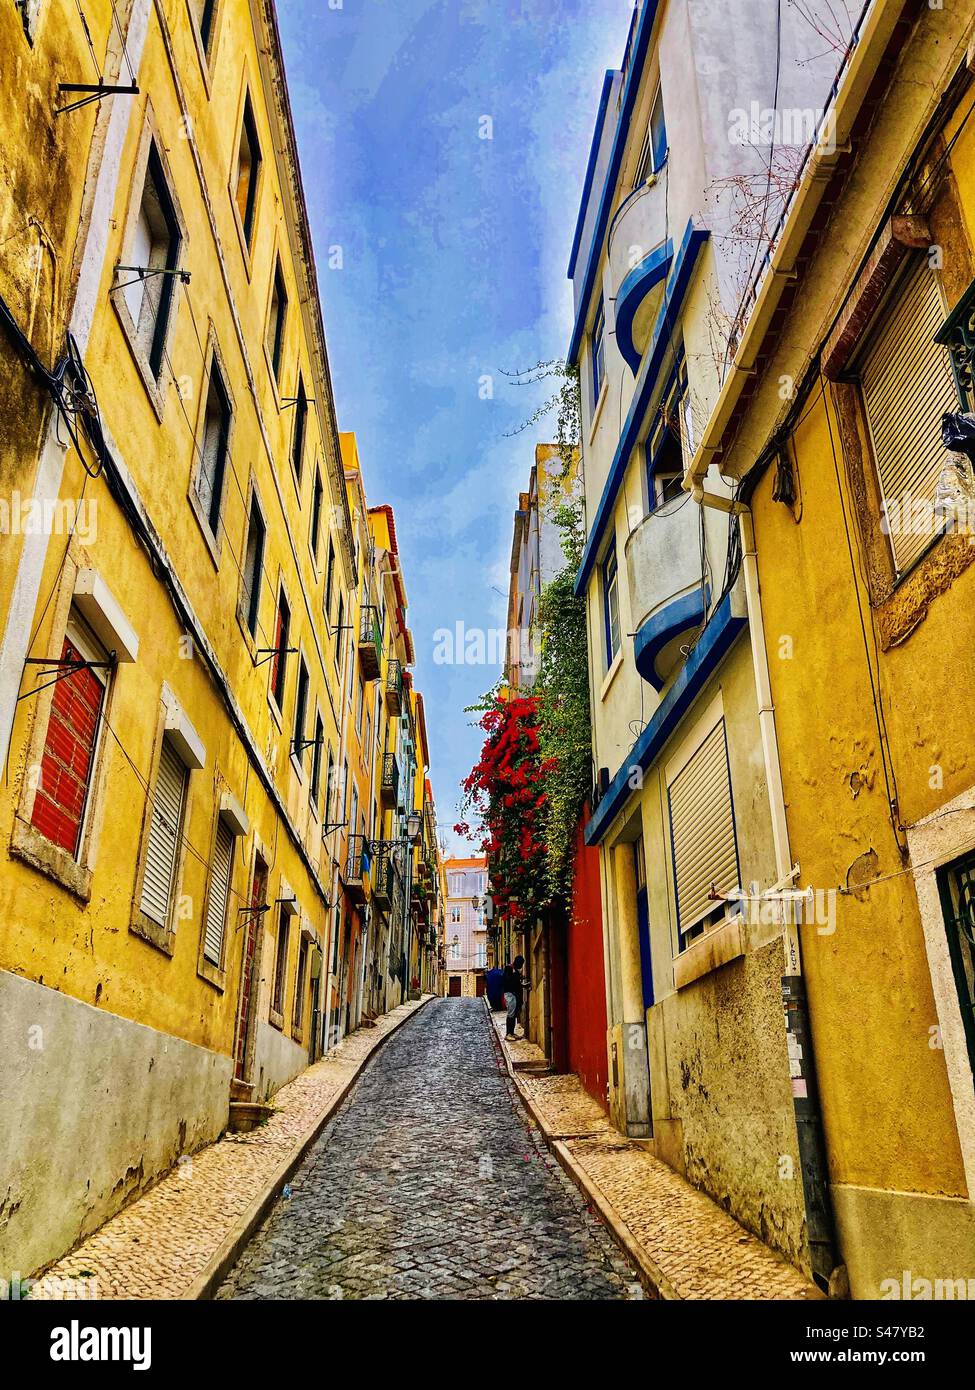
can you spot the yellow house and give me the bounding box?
[0,0,357,1275]
[682,0,975,1295]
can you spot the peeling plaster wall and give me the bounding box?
[648,939,806,1267]
[638,637,806,1268]
[0,969,230,1277]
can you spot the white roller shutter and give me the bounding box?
[140,738,187,927]
[667,719,739,935]
[203,817,233,965]
[860,259,957,575]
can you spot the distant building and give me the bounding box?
[442,856,488,997]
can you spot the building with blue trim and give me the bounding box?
[567,0,848,1280]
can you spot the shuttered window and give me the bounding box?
[667,719,739,940]
[140,738,188,928]
[203,817,234,965]
[859,259,958,575]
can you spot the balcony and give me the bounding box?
[370,841,392,908]
[385,658,403,716]
[380,752,399,808]
[344,833,370,903]
[624,499,708,692]
[357,603,382,679]
[607,175,672,375]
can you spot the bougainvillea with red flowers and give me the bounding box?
[454,694,554,925]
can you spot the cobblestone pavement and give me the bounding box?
[217,998,639,1300]
[488,1009,821,1301]
[31,997,430,1300]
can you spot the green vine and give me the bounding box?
[460,361,591,908]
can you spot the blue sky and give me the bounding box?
[277,0,631,849]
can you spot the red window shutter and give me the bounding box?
[30,638,105,857]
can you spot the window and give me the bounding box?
[271,588,290,710]
[856,257,957,576]
[475,944,487,968]
[234,92,262,247]
[591,300,605,406]
[293,935,309,1030]
[602,546,621,665]
[272,905,290,1016]
[647,359,689,509]
[634,84,667,186]
[125,144,182,378]
[325,748,335,824]
[450,906,461,924]
[355,671,364,736]
[191,0,217,54]
[291,374,307,482]
[240,495,265,637]
[30,619,108,858]
[667,717,739,946]
[310,469,323,560]
[139,736,190,930]
[293,655,309,766]
[335,593,345,668]
[203,815,234,966]
[311,711,324,802]
[450,941,460,960]
[324,536,335,617]
[342,757,350,821]
[196,358,231,537]
[936,851,975,1084]
[350,783,359,844]
[266,258,287,384]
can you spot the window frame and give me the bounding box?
[591,299,606,408]
[232,88,263,252]
[664,698,742,952]
[291,652,309,777]
[131,723,194,957]
[189,332,235,560]
[269,583,291,717]
[238,482,266,647]
[113,114,187,419]
[199,805,237,985]
[851,254,956,581]
[290,372,307,486]
[266,255,288,389]
[602,545,621,667]
[270,902,291,1025]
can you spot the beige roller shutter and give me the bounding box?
[140,738,187,927]
[859,259,957,575]
[203,817,233,965]
[667,719,739,935]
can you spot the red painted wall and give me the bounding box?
[560,807,609,1112]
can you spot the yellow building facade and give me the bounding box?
[681,0,975,1295]
[0,0,436,1280]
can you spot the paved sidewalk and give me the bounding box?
[31,997,432,1300]
[489,1006,823,1301]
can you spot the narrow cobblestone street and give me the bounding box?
[217,999,639,1300]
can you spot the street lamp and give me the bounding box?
[406,810,422,842]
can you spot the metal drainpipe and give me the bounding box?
[694,484,840,1294]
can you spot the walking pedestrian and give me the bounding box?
[502,955,524,1038]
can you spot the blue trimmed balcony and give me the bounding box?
[625,500,707,691]
[608,175,672,375]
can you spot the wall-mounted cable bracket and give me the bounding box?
[56,82,139,116]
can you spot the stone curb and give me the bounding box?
[182,994,434,1300]
[484,998,678,1301]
